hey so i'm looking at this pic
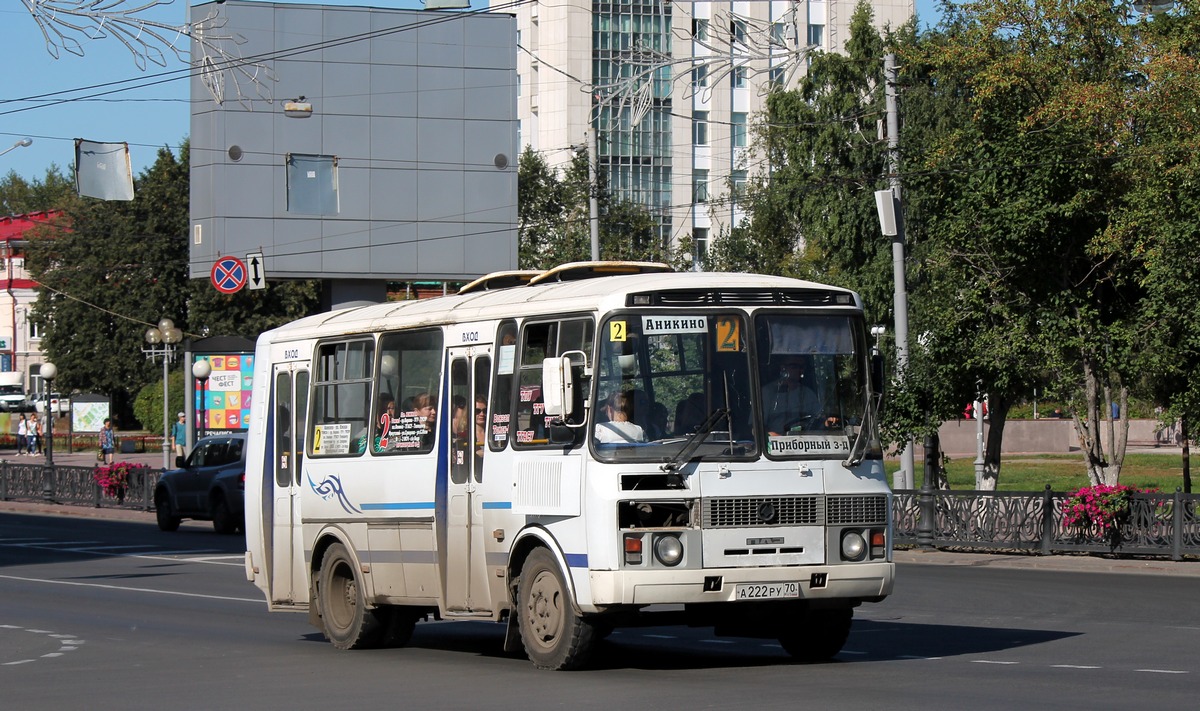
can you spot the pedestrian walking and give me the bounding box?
[16,414,27,456]
[27,413,39,455]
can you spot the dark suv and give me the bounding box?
[154,434,246,534]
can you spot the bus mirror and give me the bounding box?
[542,356,575,419]
[870,353,885,398]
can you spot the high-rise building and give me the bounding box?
[497,0,913,263]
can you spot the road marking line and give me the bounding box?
[700,639,735,644]
[898,654,942,660]
[644,634,676,639]
[972,660,1019,665]
[0,574,261,603]
[1135,669,1188,674]
[1052,665,1101,669]
[66,545,160,552]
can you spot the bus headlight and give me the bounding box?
[840,530,867,561]
[653,534,684,567]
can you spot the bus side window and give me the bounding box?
[513,317,593,448]
[310,339,374,458]
[374,328,444,455]
[489,321,517,452]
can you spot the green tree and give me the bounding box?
[517,145,665,270]
[0,165,74,216]
[708,3,901,326]
[900,0,1160,487]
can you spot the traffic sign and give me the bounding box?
[211,256,248,294]
[246,252,266,290]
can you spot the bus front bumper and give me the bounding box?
[586,561,894,608]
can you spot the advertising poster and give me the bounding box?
[194,353,253,432]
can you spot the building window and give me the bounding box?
[692,112,708,146]
[770,65,786,87]
[733,66,747,89]
[28,318,41,341]
[808,24,825,48]
[732,113,748,148]
[771,22,789,47]
[693,227,709,267]
[731,19,747,44]
[693,18,709,41]
[693,170,709,203]
[692,64,708,88]
[286,154,339,216]
[732,170,748,197]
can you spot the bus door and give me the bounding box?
[270,363,309,604]
[444,347,492,612]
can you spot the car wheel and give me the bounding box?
[155,493,181,532]
[212,497,237,535]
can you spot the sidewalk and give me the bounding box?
[0,443,171,471]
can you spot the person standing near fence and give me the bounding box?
[170,411,187,459]
[100,418,116,464]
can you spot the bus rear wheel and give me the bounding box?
[317,543,385,649]
[778,608,853,663]
[517,548,594,670]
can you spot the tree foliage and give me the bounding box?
[0,166,75,216]
[517,145,668,270]
[707,3,900,325]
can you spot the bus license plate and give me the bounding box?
[735,582,800,600]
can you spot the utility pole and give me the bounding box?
[885,53,914,490]
[587,130,600,261]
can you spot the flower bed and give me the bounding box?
[93,461,151,502]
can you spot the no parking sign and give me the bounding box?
[211,256,247,294]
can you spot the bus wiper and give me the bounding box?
[660,407,728,489]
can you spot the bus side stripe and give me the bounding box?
[361,502,437,510]
[481,501,512,509]
[564,553,588,568]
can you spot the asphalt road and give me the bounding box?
[2,511,1197,710]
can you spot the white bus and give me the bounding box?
[243,262,894,670]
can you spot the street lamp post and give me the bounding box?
[39,362,57,466]
[192,359,212,442]
[143,318,182,470]
[39,361,57,501]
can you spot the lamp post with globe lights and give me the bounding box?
[144,318,183,470]
[192,358,212,442]
[39,361,57,500]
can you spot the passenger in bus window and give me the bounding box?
[474,395,487,462]
[595,390,647,444]
[762,355,826,435]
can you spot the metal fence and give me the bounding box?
[894,486,1200,560]
[0,459,162,512]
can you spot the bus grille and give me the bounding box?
[826,495,888,525]
[703,496,823,527]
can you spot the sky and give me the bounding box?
[1,0,943,186]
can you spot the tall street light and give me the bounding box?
[39,362,57,466]
[39,361,57,501]
[192,358,212,442]
[0,137,32,159]
[144,318,182,470]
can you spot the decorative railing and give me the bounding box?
[894,486,1200,560]
[0,459,162,511]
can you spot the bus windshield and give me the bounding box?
[755,313,869,459]
[593,313,757,462]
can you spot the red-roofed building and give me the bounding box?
[0,210,60,395]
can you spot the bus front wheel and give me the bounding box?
[517,548,594,670]
[778,607,853,663]
[317,543,385,649]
